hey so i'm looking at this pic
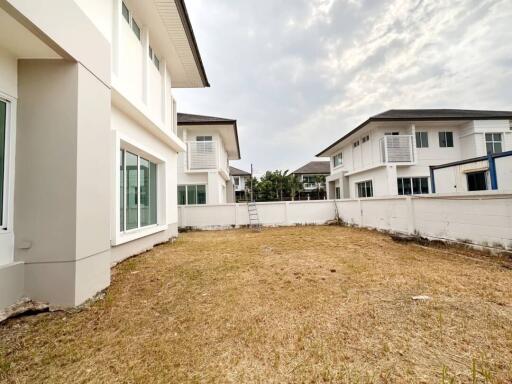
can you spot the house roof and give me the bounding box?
[174,0,209,87]
[292,161,331,175]
[177,112,241,160]
[229,166,251,176]
[316,109,512,157]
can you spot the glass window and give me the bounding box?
[356,180,373,198]
[120,150,158,232]
[153,55,160,70]
[125,151,138,230]
[467,171,487,191]
[234,177,240,186]
[385,132,399,136]
[335,187,341,199]
[415,132,428,148]
[196,136,213,142]
[333,153,342,167]
[187,185,197,205]
[178,186,186,205]
[353,140,360,148]
[132,19,141,40]
[197,185,207,204]
[121,2,130,23]
[149,46,153,59]
[485,133,502,154]
[439,131,454,148]
[362,135,369,143]
[397,177,429,195]
[178,185,207,205]
[0,100,6,227]
[120,149,124,231]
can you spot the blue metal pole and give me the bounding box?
[488,153,498,190]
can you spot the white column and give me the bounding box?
[386,165,398,196]
[410,123,416,163]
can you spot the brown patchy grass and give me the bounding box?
[1,226,512,384]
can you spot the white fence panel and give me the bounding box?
[178,193,512,251]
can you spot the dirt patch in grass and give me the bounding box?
[1,226,511,383]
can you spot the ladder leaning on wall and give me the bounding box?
[247,202,261,230]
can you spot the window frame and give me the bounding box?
[439,131,454,148]
[353,140,360,148]
[415,131,429,148]
[233,176,240,187]
[397,177,429,195]
[333,152,343,167]
[178,184,208,205]
[0,95,14,233]
[485,133,502,154]
[361,135,370,143]
[114,134,167,246]
[356,180,373,198]
[120,149,158,233]
[466,171,488,191]
[121,2,142,42]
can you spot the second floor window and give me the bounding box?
[353,140,360,148]
[362,135,369,143]
[333,153,342,167]
[415,132,428,148]
[122,2,141,41]
[234,177,240,186]
[485,133,502,154]
[439,131,454,148]
[196,136,212,142]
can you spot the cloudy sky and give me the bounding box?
[175,0,512,175]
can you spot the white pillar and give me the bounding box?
[160,59,168,126]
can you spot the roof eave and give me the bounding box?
[174,0,210,87]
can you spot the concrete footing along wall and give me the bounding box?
[110,223,178,265]
[0,262,24,309]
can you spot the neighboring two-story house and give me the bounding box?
[291,161,330,200]
[177,113,241,205]
[317,109,512,199]
[0,0,208,311]
[229,166,251,202]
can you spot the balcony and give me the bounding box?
[379,135,415,163]
[185,141,229,178]
[303,182,326,190]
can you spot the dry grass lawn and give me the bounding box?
[1,226,512,383]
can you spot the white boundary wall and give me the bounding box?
[178,192,512,251]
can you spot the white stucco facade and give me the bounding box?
[320,113,512,199]
[0,0,208,311]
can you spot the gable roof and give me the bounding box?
[316,109,512,157]
[229,166,251,176]
[177,113,236,125]
[292,161,330,175]
[178,112,240,159]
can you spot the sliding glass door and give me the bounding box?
[120,149,158,232]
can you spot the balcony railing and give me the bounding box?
[379,135,415,163]
[303,182,326,190]
[185,141,229,177]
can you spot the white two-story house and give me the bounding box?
[0,0,208,312]
[292,161,330,200]
[177,113,241,205]
[229,166,251,202]
[317,109,512,199]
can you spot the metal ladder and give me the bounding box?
[247,202,261,230]
[333,198,340,223]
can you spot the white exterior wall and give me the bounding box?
[178,126,231,205]
[327,120,512,198]
[495,156,512,191]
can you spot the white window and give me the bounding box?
[485,133,502,154]
[415,132,428,148]
[356,180,373,198]
[120,149,158,232]
[178,185,206,205]
[148,46,160,71]
[362,135,369,143]
[439,131,454,148]
[121,2,141,41]
[333,152,342,167]
[353,140,360,148]
[397,177,429,195]
[234,176,240,186]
